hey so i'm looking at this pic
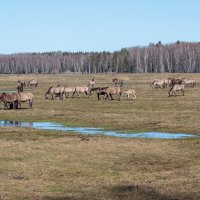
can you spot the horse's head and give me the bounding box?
[45,92,49,99]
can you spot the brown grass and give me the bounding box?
[0,73,200,199]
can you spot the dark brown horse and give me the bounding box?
[18,80,26,87]
[89,87,109,100]
[169,78,183,87]
[112,78,123,87]
[0,92,20,109]
[17,81,24,92]
[90,87,122,100]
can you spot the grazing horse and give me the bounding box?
[112,78,123,87]
[168,84,185,97]
[87,78,96,88]
[17,81,23,92]
[18,92,34,108]
[73,86,89,98]
[45,86,65,100]
[150,79,165,88]
[182,79,196,87]
[27,79,38,87]
[0,92,20,109]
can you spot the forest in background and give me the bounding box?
[0,41,200,74]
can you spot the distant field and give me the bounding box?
[0,73,200,199]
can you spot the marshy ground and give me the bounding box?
[0,73,200,199]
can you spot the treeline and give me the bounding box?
[0,41,200,74]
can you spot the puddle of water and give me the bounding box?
[0,120,197,139]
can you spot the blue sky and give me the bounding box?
[0,0,199,54]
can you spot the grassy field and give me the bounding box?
[0,73,200,199]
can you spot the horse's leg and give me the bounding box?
[182,90,184,96]
[117,93,121,101]
[12,102,16,109]
[63,92,66,99]
[72,91,77,98]
[97,93,100,100]
[110,94,113,100]
[28,100,31,108]
[168,88,173,97]
[16,101,19,109]
[4,102,7,110]
[59,93,63,100]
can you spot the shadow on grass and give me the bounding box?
[42,184,197,200]
[43,196,76,200]
[109,184,175,200]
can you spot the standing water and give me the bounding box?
[0,120,197,139]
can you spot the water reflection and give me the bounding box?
[0,120,197,139]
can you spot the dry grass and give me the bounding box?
[0,73,200,199]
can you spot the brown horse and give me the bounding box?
[45,86,65,100]
[112,78,123,87]
[169,78,183,87]
[17,81,24,92]
[91,87,122,100]
[89,87,109,100]
[18,80,26,87]
[0,92,20,109]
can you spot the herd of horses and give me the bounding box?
[0,76,197,110]
[45,78,135,101]
[0,79,37,110]
[150,77,196,96]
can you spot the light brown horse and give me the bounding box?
[45,86,65,100]
[27,79,38,87]
[18,92,34,108]
[87,78,96,88]
[64,86,76,98]
[168,84,185,97]
[123,89,136,100]
[73,86,89,98]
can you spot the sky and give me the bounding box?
[0,0,200,54]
